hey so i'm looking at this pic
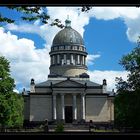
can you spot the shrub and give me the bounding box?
[55,122,64,132]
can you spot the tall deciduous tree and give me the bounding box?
[0,56,24,131]
[115,38,140,130]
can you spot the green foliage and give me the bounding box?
[0,14,14,24]
[0,56,24,129]
[81,6,92,12]
[0,92,24,128]
[115,38,140,130]
[7,6,64,28]
[0,56,15,93]
[119,45,140,90]
[55,122,64,132]
[0,6,92,28]
[115,90,140,129]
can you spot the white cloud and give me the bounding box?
[6,22,61,49]
[88,7,140,42]
[6,7,140,43]
[125,18,140,42]
[88,7,140,20]
[86,54,100,66]
[13,89,19,93]
[6,7,90,43]
[46,7,140,43]
[46,7,90,37]
[0,27,50,92]
[87,70,128,91]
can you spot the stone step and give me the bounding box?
[48,124,89,130]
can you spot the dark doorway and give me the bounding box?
[65,106,73,123]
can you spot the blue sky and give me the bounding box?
[85,17,135,71]
[0,7,139,92]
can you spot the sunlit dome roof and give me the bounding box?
[52,19,84,46]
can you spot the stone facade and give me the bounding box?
[23,96,30,121]
[23,78,114,124]
[85,95,114,122]
[29,95,52,122]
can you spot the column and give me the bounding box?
[73,95,77,121]
[64,54,66,64]
[110,100,112,121]
[57,54,60,64]
[84,56,86,65]
[82,55,85,65]
[52,55,55,65]
[53,94,57,120]
[81,94,85,121]
[61,94,65,120]
[51,56,52,65]
[71,54,74,64]
[77,55,80,64]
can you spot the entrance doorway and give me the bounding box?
[65,106,73,123]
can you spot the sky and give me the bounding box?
[0,7,139,93]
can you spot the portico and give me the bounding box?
[52,92,85,123]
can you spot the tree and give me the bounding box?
[0,6,92,28]
[0,56,15,94]
[119,42,140,91]
[114,38,140,130]
[0,56,24,131]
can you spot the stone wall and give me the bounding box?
[85,95,113,122]
[29,95,52,122]
[35,87,51,93]
[108,97,114,121]
[23,96,30,121]
[50,65,87,77]
[27,92,114,123]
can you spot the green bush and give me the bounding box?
[55,122,64,132]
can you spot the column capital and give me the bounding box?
[80,93,86,96]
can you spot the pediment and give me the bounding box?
[53,79,84,87]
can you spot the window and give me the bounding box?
[67,60,70,65]
[65,46,71,50]
[59,46,64,50]
[60,54,64,65]
[83,47,86,51]
[73,46,77,50]
[79,46,82,51]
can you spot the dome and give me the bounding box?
[49,19,87,78]
[52,20,84,46]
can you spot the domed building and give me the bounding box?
[23,19,114,128]
[49,19,87,78]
